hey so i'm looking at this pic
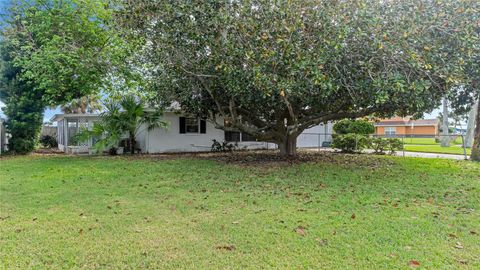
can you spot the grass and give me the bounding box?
[402,138,439,145]
[1,153,479,269]
[404,144,471,156]
[402,137,464,145]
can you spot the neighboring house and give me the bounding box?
[373,117,439,137]
[51,112,333,154]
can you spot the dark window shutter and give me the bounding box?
[179,117,186,134]
[200,119,206,134]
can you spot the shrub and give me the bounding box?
[332,119,375,153]
[387,138,403,154]
[370,137,389,154]
[369,137,403,155]
[39,135,58,148]
[332,134,369,153]
[333,119,374,135]
[211,139,238,152]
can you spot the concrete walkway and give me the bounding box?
[393,151,468,160]
[303,148,469,160]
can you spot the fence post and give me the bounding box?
[318,134,321,152]
[461,135,468,160]
[354,135,357,152]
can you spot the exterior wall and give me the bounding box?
[375,125,437,136]
[297,122,333,148]
[139,113,225,153]
[52,113,331,154]
[140,113,275,153]
[404,125,437,135]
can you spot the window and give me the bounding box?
[179,117,206,134]
[67,119,78,146]
[241,133,257,142]
[384,127,396,136]
[224,131,257,142]
[223,118,257,142]
[225,131,241,142]
[185,117,199,133]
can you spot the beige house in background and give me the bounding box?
[374,117,439,137]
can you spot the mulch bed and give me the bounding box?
[4,148,396,168]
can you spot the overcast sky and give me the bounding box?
[0,99,442,124]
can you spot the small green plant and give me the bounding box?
[370,137,389,155]
[39,135,58,148]
[333,119,375,135]
[332,134,369,153]
[332,119,374,153]
[369,137,404,155]
[387,138,404,155]
[211,139,238,152]
[74,95,167,154]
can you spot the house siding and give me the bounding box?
[52,112,332,154]
[375,125,437,136]
[137,113,274,153]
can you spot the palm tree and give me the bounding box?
[61,95,102,114]
[75,95,166,154]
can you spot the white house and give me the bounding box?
[51,112,333,154]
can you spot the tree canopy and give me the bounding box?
[120,0,479,155]
[0,0,121,153]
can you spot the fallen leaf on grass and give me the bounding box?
[448,233,457,238]
[454,242,464,249]
[408,260,420,267]
[216,245,236,251]
[295,226,306,236]
[316,238,328,246]
[470,230,477,235]
[351,213,356,219]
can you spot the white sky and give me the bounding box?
[1,99,444,124]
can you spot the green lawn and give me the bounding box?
[402,138,439,145]
[1,154,479,269]
[402,137,464,145]
[404,145,471,156]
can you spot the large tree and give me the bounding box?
[0,42,44,153]
[120,0,479,156]
[0,0,117,153]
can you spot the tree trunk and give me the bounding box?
[465,98,478,148]
[278,134,298,156]
[470,101,480,161]
[129,132,136,155]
